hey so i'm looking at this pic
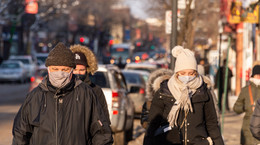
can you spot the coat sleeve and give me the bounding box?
[233,87,246,114]
[12,95,33,145]
[94,85,110,124]
[204,89,224,145]
[250,98,260,140]
[88,89,113,145]
[143,92,164,145]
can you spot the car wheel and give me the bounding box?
[113,131,126,145]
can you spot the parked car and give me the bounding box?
[122,70,150,115]
[35,53,48,67]
[9,55,37,80]
[124,62,158,73]
[29,66,48,92]
[89,64,134,145]
[0,60,27,83]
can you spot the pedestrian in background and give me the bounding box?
[198,64,220,124]
[234,64,260,145]
[143,46,224,145]
[215,59,233,111]
[70,44,110,123]
[140,68,174,129]
[12,42,113,145]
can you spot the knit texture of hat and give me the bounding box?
[45,42,76,68]
[172,46,197,73]
[252,65,260,77]
[70,44,98,75]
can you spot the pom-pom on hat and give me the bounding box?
[172,46,197,73]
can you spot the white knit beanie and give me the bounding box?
[172,46,197,73]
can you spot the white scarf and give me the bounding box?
[167,74,203,127]
[250,78,260,86]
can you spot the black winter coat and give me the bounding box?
[12,76,113,145]
[143,80,224,145]
[84,76,110,124]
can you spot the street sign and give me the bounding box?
[165,10,172,34]
[228,1,259,23]
[25,0,38,14]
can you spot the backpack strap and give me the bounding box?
[248,85,255,111]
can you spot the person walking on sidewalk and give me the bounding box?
[234,64,260,145]
[143,46,224,145]
[12,42,113,145]
[70,44,110,123]
[215,59,233,111]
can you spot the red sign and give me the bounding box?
[25,0,38,14]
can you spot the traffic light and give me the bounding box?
[79,36,89,44]
[136,42,141,47]
[109,39,114,46]
[79,37,85,43]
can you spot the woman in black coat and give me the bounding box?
[143,46,224,145]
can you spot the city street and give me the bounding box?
[0,83,243,145]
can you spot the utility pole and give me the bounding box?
[170,0,178,70]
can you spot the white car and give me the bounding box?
[124,62,158,73]
[0,60,27,83]
[89,64,134,145]
[35,53,48,68]
[9,55,37,79]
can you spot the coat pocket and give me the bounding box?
[153,127,181,145]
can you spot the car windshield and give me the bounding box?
[11,59,30,64]
[37,56,47,64]
[0,63,20,69]
[89,72,110,88]
[123,72,141,84]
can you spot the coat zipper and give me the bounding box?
[55,96,58,145]
[184,119,187,145]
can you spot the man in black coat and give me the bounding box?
[12,42,113,145]
[70,44,110,123]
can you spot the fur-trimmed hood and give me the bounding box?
[70,44,98,75]
[145,69,214,101]
[146,68,174,100]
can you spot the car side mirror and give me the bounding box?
[129,86,141,93]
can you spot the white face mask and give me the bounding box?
[48,68,73,89]
[250,78,260,86]
[178,75,196,84]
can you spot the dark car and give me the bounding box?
[122,70,150,115]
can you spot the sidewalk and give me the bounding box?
[222,111,244,145]
[221,95,243,145]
